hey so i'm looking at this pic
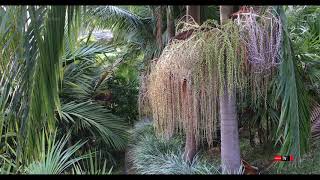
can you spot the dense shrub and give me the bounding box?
[129,121,221,174]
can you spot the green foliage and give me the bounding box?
[268,144,320,174]
[60,101,128,151]
[0,6,133,174]
[201,6,220,24]
[60,39,132,151]
[0,153,18,174]
[275,6,311,167]
[1,5,319,175]
[72,150,113,174]
[238,78,280,146]
[133,149,221,174]
[85,5,154,49]
[130,121,221,174]
[61,41,126,102]
[63,42,116,66]
[286,6,320,100]
[25,130,88,174]
[0,6,82,165]
[104,75,139,125]
[26,6,67,143]
[129,120,154,145]
[86,6,145,34]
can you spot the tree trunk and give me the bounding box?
[155,6,163,51]
[186,6,200,23]
[166,6,175,41]
[220,91,241,174]
[183,123,197,162]
[219,5,241,174]
[183,5,200,163]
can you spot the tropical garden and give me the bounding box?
[0,5,320,174]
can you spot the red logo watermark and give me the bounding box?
[273,155,293,161]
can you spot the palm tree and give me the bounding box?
[216,5,313,172]
[0,6,81,163]
[0,5,137,170]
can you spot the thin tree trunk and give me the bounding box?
[183,5,200,163]
[186,6,200,23]
[155,6,163,51]
[184,134,197,162]
[220,91,241,173]
[219,5,241,174]
[166,6,175,42]
[266,115,269,142]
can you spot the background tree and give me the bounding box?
[183,5,201,163]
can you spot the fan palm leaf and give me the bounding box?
[60,101,128,151]
[25,130,89,174]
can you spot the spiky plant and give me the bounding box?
[71,150,113,175]
[25,130,89,174]
[129,121,221,174]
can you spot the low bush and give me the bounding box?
[129,121,221,174]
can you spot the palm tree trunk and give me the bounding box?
[155,6,163,51]
[183,5,200,163]
[166,6,175,41]
[220,91,241,173]
[219,5,241,174]
[186,6,200,23]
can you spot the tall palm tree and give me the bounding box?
[0,5,134,167]
[0,6,81,163]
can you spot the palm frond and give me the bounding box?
[85,6,144,34]
[84,6,156,61]
[60,101,128,150]
[63,42,115,65]
[25,130,88,174]
[27,5,67,131]
[0,6,82,163]
[71,150,112,174]
[61,41,133,101]
[275,6,311,167]
[62,64,97,101]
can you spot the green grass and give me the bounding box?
[239,139,275,170]
[266,144,320,174]
[129,121,221,174]
[238,137,320,174]
[129,120,320,174]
